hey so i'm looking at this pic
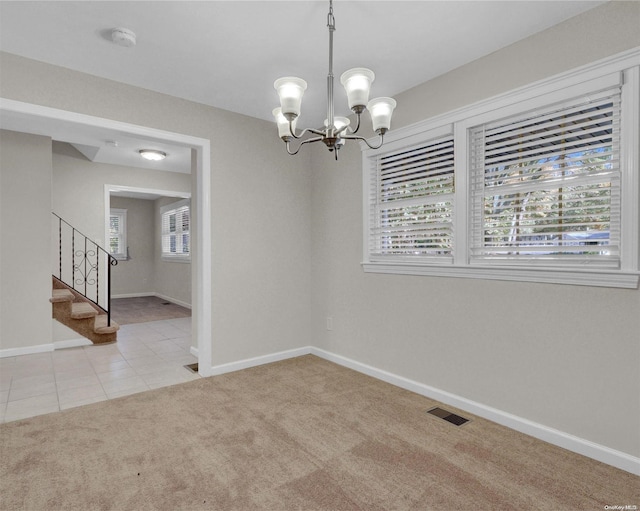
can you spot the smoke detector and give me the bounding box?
[111,27,136,48]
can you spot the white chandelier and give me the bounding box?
[272,0,396,160]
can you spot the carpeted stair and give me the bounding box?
[50,278,119,344]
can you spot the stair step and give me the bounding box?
[94,315,120,334]
[51,276,119,344]
[50,289,74,303]
[70,302,99,319]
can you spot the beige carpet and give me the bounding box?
[110,296,191,325]
[1,355,637,510]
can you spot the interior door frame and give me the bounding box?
[0,98,213,376]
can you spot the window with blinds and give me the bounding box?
[363,58,638,288]
[368,135,455,262]
[469,88,621,267]
[161,199,190,261]
[109,209,127,260]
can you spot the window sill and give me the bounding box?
[161,256,191,264]
[362,262,639,289]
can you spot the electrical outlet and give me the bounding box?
[326,316,333,331]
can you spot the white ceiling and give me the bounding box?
[0,0,607,172]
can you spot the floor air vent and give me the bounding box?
[427,407,470,426]
[184,363,199,373]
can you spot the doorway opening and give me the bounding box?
[0,98,212,376]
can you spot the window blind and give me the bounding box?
[369,135,455,262]
[109,209,126,259]
[469,87,621,267]
[161,201,190,257]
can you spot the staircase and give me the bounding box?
[50,277,119,344]
[51,213,119,344]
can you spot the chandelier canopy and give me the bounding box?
[273,0,396,160]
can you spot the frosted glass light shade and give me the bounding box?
[274,77,307,118]
[367,97,397,133]
[324,116,351,131]
[139,149,166,161]
[273,108,297,138]
[340,68,375,110]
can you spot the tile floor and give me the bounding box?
[0,317,199,424]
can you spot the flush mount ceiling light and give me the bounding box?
[139,149,166,161]
[273,0,396,160]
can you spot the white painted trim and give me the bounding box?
[195,142,212,377]
[620,65,640,271]
[190,346,199,358]
[310,347,640,476]
[362,262,640,289]
[54,338,92,350]
[154,293,192,310]
[1,337,93,357]
[209,347,312,376]
[106,185,191,200]
[0,98,212,378]
[111,292,157,299]
[112,292,192,310]
[0,344,53,358]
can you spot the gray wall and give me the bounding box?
[310,1,640,458]
[0,130,53,350]
[109,196,156,298]
[0,50,313,365]
[52,142,190,243]
[108,195,192,306]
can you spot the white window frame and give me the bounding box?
[160,198,191,262]
[109,208,127,261]
[362,49,640,288]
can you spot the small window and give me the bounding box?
[109,208,127,260]
[368,132,455,264]
[161,199,190,262]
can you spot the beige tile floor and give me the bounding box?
[0,317,199,423]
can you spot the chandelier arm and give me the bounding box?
[341,132,385,150]
[350,112,362,134]
[288,121,326,140]
[285,136,324,155]
[335,112,361,138]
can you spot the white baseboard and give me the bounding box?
[112,292,192,310]
[111,292,155,299]
[1,338,94,358]
[54,338,92,350]
[155,293,191,310]
[309,347,640,476]
[0,343,53,358]
[209,347,311,376]
[203,345,638,475]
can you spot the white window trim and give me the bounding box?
[362,48,640,289]
[160,198,191,262]
[109,208,127,261]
